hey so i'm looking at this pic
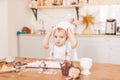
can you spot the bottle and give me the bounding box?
[116,23,120,35]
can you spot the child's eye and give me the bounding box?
[60,36,63,38]
[54,36,57,38]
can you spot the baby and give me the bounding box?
[43,21,78,60]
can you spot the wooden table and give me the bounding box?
[0,57,120,80]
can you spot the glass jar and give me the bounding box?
[105,19,116,35]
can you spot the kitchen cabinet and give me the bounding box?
[106,38,120,64]
[18,34,49,58]
[18,34,120,64]
[76,35,120,64]
[77,36,109,63]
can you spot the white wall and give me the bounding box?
[0,0,8,59]
[0,0,32,58]
[77,5,120,34]
[36,8,77,32]
[8,0,31,56]
[32,5,120,34]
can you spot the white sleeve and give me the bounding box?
[49,43,54,57]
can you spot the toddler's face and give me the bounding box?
[53,29,67,47]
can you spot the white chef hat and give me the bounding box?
[55,21,75,33]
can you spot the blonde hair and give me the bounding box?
[53,28,68,40]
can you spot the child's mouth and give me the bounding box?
[57,42,60,44]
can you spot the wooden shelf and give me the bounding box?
[18,34,120,38]
[30,4,81,21]
[75,34,120,38]
[30,5,81,9]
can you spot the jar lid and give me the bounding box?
[106,18,116,22]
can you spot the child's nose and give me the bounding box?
[57,38,60,41]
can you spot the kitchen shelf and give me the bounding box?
[31,8,38,21]
[18,34,120,38]
[30,4,81,21]
[30,5,81,8]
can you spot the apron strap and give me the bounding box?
[51,44,54,59]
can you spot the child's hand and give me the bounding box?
[67,27,72,34]
[67,27,71,31]
[50,26,55,36]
